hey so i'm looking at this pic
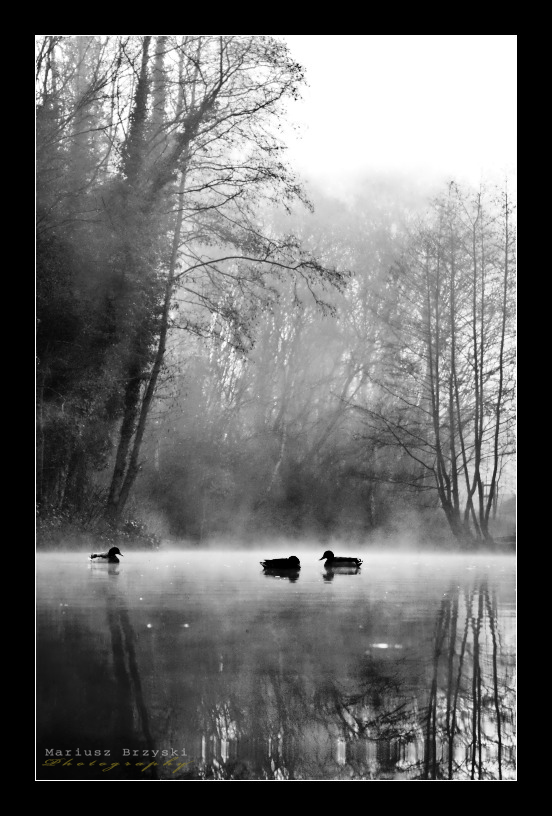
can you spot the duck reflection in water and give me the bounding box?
[88,560,120,575]
[322,566,361,581]
[262,567,300,582]
[261,555,301,582]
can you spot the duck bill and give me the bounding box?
[319,556,324,560]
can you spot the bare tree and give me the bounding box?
[355,183,516,544]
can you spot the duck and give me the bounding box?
[260,556,301,569]
[319,550,362,567]
[89,546,124,563]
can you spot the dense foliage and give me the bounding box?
[36,35,341,536]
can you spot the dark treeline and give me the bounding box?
[36,35,516,548]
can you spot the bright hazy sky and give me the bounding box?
[278,35,517,194]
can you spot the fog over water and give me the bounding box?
[37,547,515,780]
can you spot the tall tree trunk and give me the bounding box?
[113,170,188,520]
[104,41,205,526]
[484,191,511,531]
[105,37,152,524]
[448,222,461,531]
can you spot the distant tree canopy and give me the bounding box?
[136,181,516,546]
[36,36,515,547]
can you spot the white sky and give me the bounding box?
[278,35,517,194]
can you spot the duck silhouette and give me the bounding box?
[319,550,362,568]
[260,556,300,569]
[89,546,124,563]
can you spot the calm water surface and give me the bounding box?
[37,548,516,780]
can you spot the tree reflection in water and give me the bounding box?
[422,582,515,780]
[156,581,514,780]
[37,556,515,780]
[37,564,159,780]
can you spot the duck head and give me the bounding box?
[319,550,334,560]
[108,547,123,557]
[288,556,300,566]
